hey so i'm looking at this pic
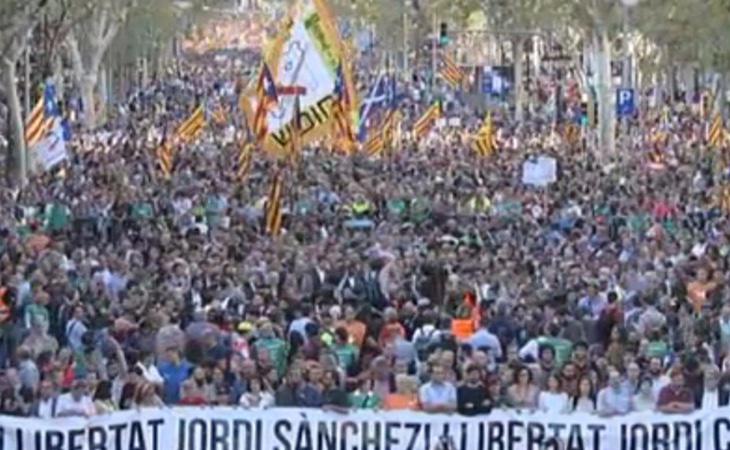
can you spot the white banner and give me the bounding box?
[1,407,730,450]
[33,119,68,170]
[522,155,557,187]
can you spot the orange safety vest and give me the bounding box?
[0,288,10,323]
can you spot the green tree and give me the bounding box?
[0,0,49,185]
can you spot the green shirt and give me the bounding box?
[628,213,650,234]
[255,337,287,377]
[333,343,359,371]
[131,202,153,220]
[24,304,49,330]
[646,340,669,359]
[387,199,407,216]
[348,391,381,410]
[44,203,70,232]
[537,336,573,367]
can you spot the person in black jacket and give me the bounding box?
[457,365,491,416]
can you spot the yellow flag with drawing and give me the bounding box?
[240,0,357,158]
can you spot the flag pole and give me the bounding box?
[431,12,437,87]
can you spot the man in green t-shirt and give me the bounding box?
[254,320,287,377]
[332,327,358,374]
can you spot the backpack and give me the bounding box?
[414,327,437,361]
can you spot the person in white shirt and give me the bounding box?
[702,366,721,409]
[419,365,457,413]
[632,378,656,412]
[56,379,95,418]
[538,374,570,414]
[239,378,275,409]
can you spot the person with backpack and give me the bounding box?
[412,312,440,363]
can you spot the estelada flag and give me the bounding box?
[709,114,725,148]
[252,64,279,141]
[412,102,441,139]
[264,170,284,236]
[177,105,206,143]
[440,53,465,89]
[472,112,497,157]
[236,141,253,182]
[156,140,174,178]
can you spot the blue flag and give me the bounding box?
[358,75,399,142]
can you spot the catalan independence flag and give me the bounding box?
[717,184,730,214]
[25,84,57,148]
[177,105,206,143]
[236,140,253,182]
[472,113,497,157]
[563,123,581,148]
[440,54,465,89]
[381,110,402,151]
[253,64,278,142]
[264,170,284,236]
[412,102,441,139]
[709,114,725,148]
[364,133,384,157]
[155,105,206,177]
[156,140,174,178]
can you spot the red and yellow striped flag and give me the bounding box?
[156,141,174,178]
[716,184,730,213]
[212,106,228,126]
[24,98,53,148]
[709,114,725,148]
[472,113,497,157]
[563,123,581,148]
[412,103,441,139]
[264,171,284,236]
[382,110,402,152]
[440,54,465,89]
[176,105,206,143]
[364,133,384,157]
[237,141,253,182]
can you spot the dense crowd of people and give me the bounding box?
[0,54,729,421]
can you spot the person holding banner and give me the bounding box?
[656,367,696,414]
[419,364,457,414]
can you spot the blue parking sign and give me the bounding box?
[616,88,635,117]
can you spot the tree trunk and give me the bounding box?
[52,54,64,102]
[2,60,27,186]
[514,36,527,122]
[594,28,615,156]
[98,64,108,123]
[682,65,695,103]
[80,72,98,129]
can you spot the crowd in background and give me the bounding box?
[0,55,729,420]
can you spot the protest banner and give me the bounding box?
[1,407,730,450]
[522,155,557,187]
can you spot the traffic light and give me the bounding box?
[580,100,598,128]
[439,22,449,46]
